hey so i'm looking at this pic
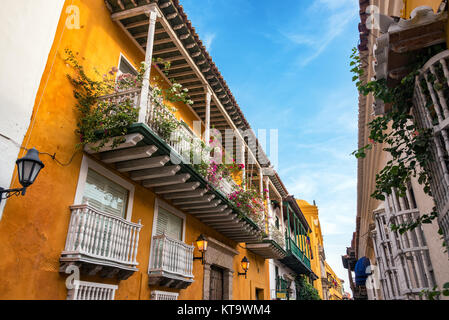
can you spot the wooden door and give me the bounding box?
[209,265,224,300]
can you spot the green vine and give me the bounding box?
[350,44,449,300]
[65,48,140,151]
[350,45,445,234]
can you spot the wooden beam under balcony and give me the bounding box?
[115,155,170,172]
[100,145,158,163]
[169,70,196,78]
[195,210,233,219]
[189,205,228,214]
[155,182,200,194]
[179,200,222,210]
[85,133,144,154]
[163,189,207,199]
[153,46,180,55]
[200,215,237,223]
[154,37,174,45]
[130,165,181,180]
[142,173,191,188]
[172,194,216,205]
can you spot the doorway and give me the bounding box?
[209,265,224,300]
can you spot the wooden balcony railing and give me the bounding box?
[413,49,449,251]
[285,237,311,269]
[67,280,118,300]
[60,204,142,278]
[149,234,194,281]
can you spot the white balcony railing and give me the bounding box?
[67,280,118,300]
[413,49,449,251]
[218,177,238,196]
[149,234,194,280]
[62,204,142,269]
[151,290,179,300]
[99,88,201,164]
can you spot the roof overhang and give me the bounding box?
[104,0,271,166]
[373,5,448,115]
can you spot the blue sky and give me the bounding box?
[181,0,359,293]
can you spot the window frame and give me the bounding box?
[73,155,135,221]
[151,198,186,242]
[116,53,138,79]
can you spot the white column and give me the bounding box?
[139,8,159,123]
[241,144,246,190]
[265,177,271,236]
[205,88,212,144]
[259,167,263,198]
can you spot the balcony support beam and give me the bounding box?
[155,182,200,194]
[172,194,216,205]
[100,145,157,163]
[116,155,170,172]
[142,173,191,188]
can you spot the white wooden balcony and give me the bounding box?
[67,280,118,300]
[246,222,287,260]
[148,234,194,289]
[60,204,142,280]
[87,88,263,244]
[218,178,238,196]
[413,49,449,253]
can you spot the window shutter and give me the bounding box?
[156,207,183,241]
[82,169,128,218]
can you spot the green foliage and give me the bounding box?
[350,45,445,234]
[65,49,139,151]
[295,276,321,300]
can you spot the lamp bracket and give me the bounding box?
[0,187,26,203]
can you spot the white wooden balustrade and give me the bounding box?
[151,290,179,300]
[98,88,201,164]
[149,234,194,280]
[413,49,449,252]
[218,178,238,196]
[67,280,118,300]
[62,204,142,270]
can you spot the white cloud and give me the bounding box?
[203,32,216,52]
[282,0,358,66]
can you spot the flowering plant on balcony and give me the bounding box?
[267,222,286,248]
[228,187,266,232]
[65,49,140,150]
[65,49,194,150]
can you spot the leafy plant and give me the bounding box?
[350,45,445,234]
[295,276,321,300]
[65,49,139,151]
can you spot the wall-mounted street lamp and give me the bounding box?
[0,148,45,204]
[193,234,208,265]
[238,256,250,279]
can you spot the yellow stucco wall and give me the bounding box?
[402,0,442,18]
[297,200,324,299]
[324,262,343,300]
[0,0,269,300]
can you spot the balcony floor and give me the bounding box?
[85,122,262,243]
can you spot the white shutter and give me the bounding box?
[82,169,129,218]
[156,208,183,241]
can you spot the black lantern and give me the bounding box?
[16,148,45,190]
[193,234,208,264]
[0,148,44,203]
[238,256,250,279]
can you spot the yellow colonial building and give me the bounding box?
[0,0,316,300]
[297,199,344,300]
